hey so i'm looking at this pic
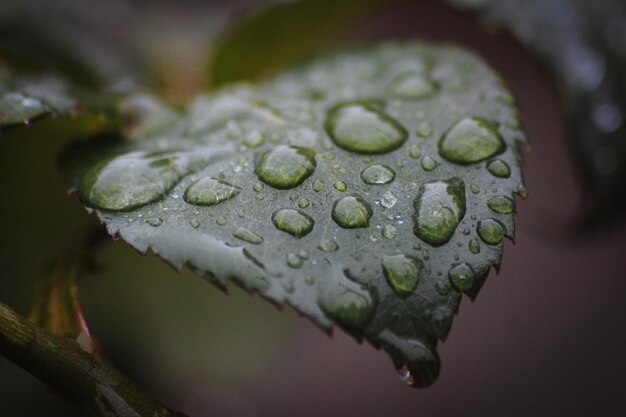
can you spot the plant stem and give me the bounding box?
[0,302,175,417]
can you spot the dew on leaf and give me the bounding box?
[298,198,310,209]
[313,179,325,192]
[233,227,264,244]
[272,208,314,237]
[416,121,434,137]
[318,240,339,252]
[487,196,515,214]
[412,178,466,246]
[361,164,396,184]
[184,177,241,206]
[448,263,475,292]
[408,143,422,159]
[387,73,440,100]
[477,219,506,245]
[438,117,505,164]
[421,156,438,171]
[382,254,423,298]
[487,159,511,178]
[287,253,303,268]
[333,181,347,192]
[255,145,317,189]
[381,191,398,209]
[332,195,373,228]
[325,102,408,154]
[469,239,481,254]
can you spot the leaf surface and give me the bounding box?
[60,43,527,387]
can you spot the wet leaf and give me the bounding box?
[447,0,626,227]
[208,0,392,87]
[60,43,527,387]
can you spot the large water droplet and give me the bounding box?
[412,178,466,246]
[325,102,408,154]
[448,263,475,292]
[332,195,372,228]
[184,177,241,206]
[80,151,191,211]
[361,164,396,184]
[318,270,377,332]
[255,145,316,189]
[272,208,314,237]
[438,117,505,164]
[388,73,440,100]
[477,219,506,245]
[382,255,423,298]
[233,227,264,244]
[487,196,515,214]
[486,159,511,178]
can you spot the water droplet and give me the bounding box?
[505,118,521,131]
[313,179,325,192]
[379,330,439,388]
[381,191,398,209]
[332,195,372,228]
[516,185,528,199]
[388,73,440,100]
[287,253,303,268]
[79,151,191,211]
[435,280,450,295]
[470,184,480,194]
[361,165,396,185]
[298,250,309,260]
[382,224,397,239]
[448,263,475,292]
[298,198,310,209]
[477,219,506,245]
[412,178,466,246]
[416,121,434,137]
[382,255,423,298]
[486,159,511,178]
[184,177,241,206]
[318,240,339,252]
[318,270,377,331]
[468,239,480,254]
[408,143,422,159]
[325,102,408,154]
[253,183,264,192]
[487,196,515,214]
[421,156,438,171]
[255,145,316,189]
[272,208,314,237]
[333,181,347,192]
[438,117,505,164]
[233,228,264,244]
[144,217,163,227]
[216,216,227,226]
[243,130,265,148]
[189,219,200,228]
[398,366,415,386]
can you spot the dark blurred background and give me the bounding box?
[1,1,626,416]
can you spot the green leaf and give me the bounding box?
[208,0,392,87]
[60,43,527,387]
[447,0,626,228]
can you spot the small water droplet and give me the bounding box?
[487,196,515,214]
[382,224,397,239]
[272,208,314,237]
[313,179,325,192]
[412,178,466,246]
[298,250,309,260]
[477,219,506,245]
[298,198,310,209]
[448,263,475,292]
[287,253,303,268]
[516,185,528,199]
[144,217,163,227]
[243,130,265,148]
[216,216,227,226]
[421,156,438,171]
[468,239,480,254]
[382,254,423,298]
[184,177,241,206]
[325,102,408,154]
[398,366,415,385]
[438,117,505,164]
[470,184,480,194]
[255,145,316,189]
[388,73,440,100]
[233,227,264,244]
[332,195,372,228]
[318,240,339,252]
[189,219,200,228]
[408,143,422,159]
[416,121,434,137]
[381,191,398,209]
[361,165,396,185]
[333,181,347,192]
[487,159,511,178]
